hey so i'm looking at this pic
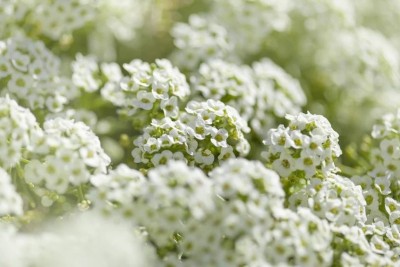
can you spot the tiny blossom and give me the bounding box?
[170,15,234,70]
[0,96,42,169]
[0,168,23,216]
[132,100,250,171]
[102,59,189,128]
[251,58,306,139]
[263,112,342,188]
[0,36,77,112]
[24,118,110,196]
[191,59,257,120]
[289,174,367,226]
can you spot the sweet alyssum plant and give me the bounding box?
[2,0,400,266]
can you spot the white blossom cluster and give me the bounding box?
[171,15,234,71]
[191,59,256,120]
[102,59,190,128]
[289,174,367,227]
[251,58,307,139]
[0,36,77,112]
[263,112,342,185]
[0,0,152,61]
[371,109,400,182]
[189,58,306,140]
[72,53,122,93]
[24,118,110,198]
[91,159,335,266]
[0,96,41,169]
[132,100,250,171]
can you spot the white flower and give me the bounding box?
[151,150,173,166]
[160,96,179,118]
[133,90,156,110]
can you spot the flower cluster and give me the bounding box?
[251,58,306,139]
[132,100,250,171]
[263,112,342,194]
[371,109,400,179]
[91,161,214,264]
[102,59,190,128]
[190,58,306,140]
[0,36,77,112]
[91,159,335,266]
[170,15,234,71]
[0,96,41,169]
[289,174,367,226]
[89,164,146,210]
[24,118,110,199]
[191,59,256,120]
[72,53,122,93]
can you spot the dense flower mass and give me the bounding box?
[24,118,110,200]
[0,96,41,168]
[2,1,400,266]
[263,112,341,181]
[132,100,250,171]
[0,36,77,112]
[102,58,190,128]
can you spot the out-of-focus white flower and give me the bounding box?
[0,211,157,267]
